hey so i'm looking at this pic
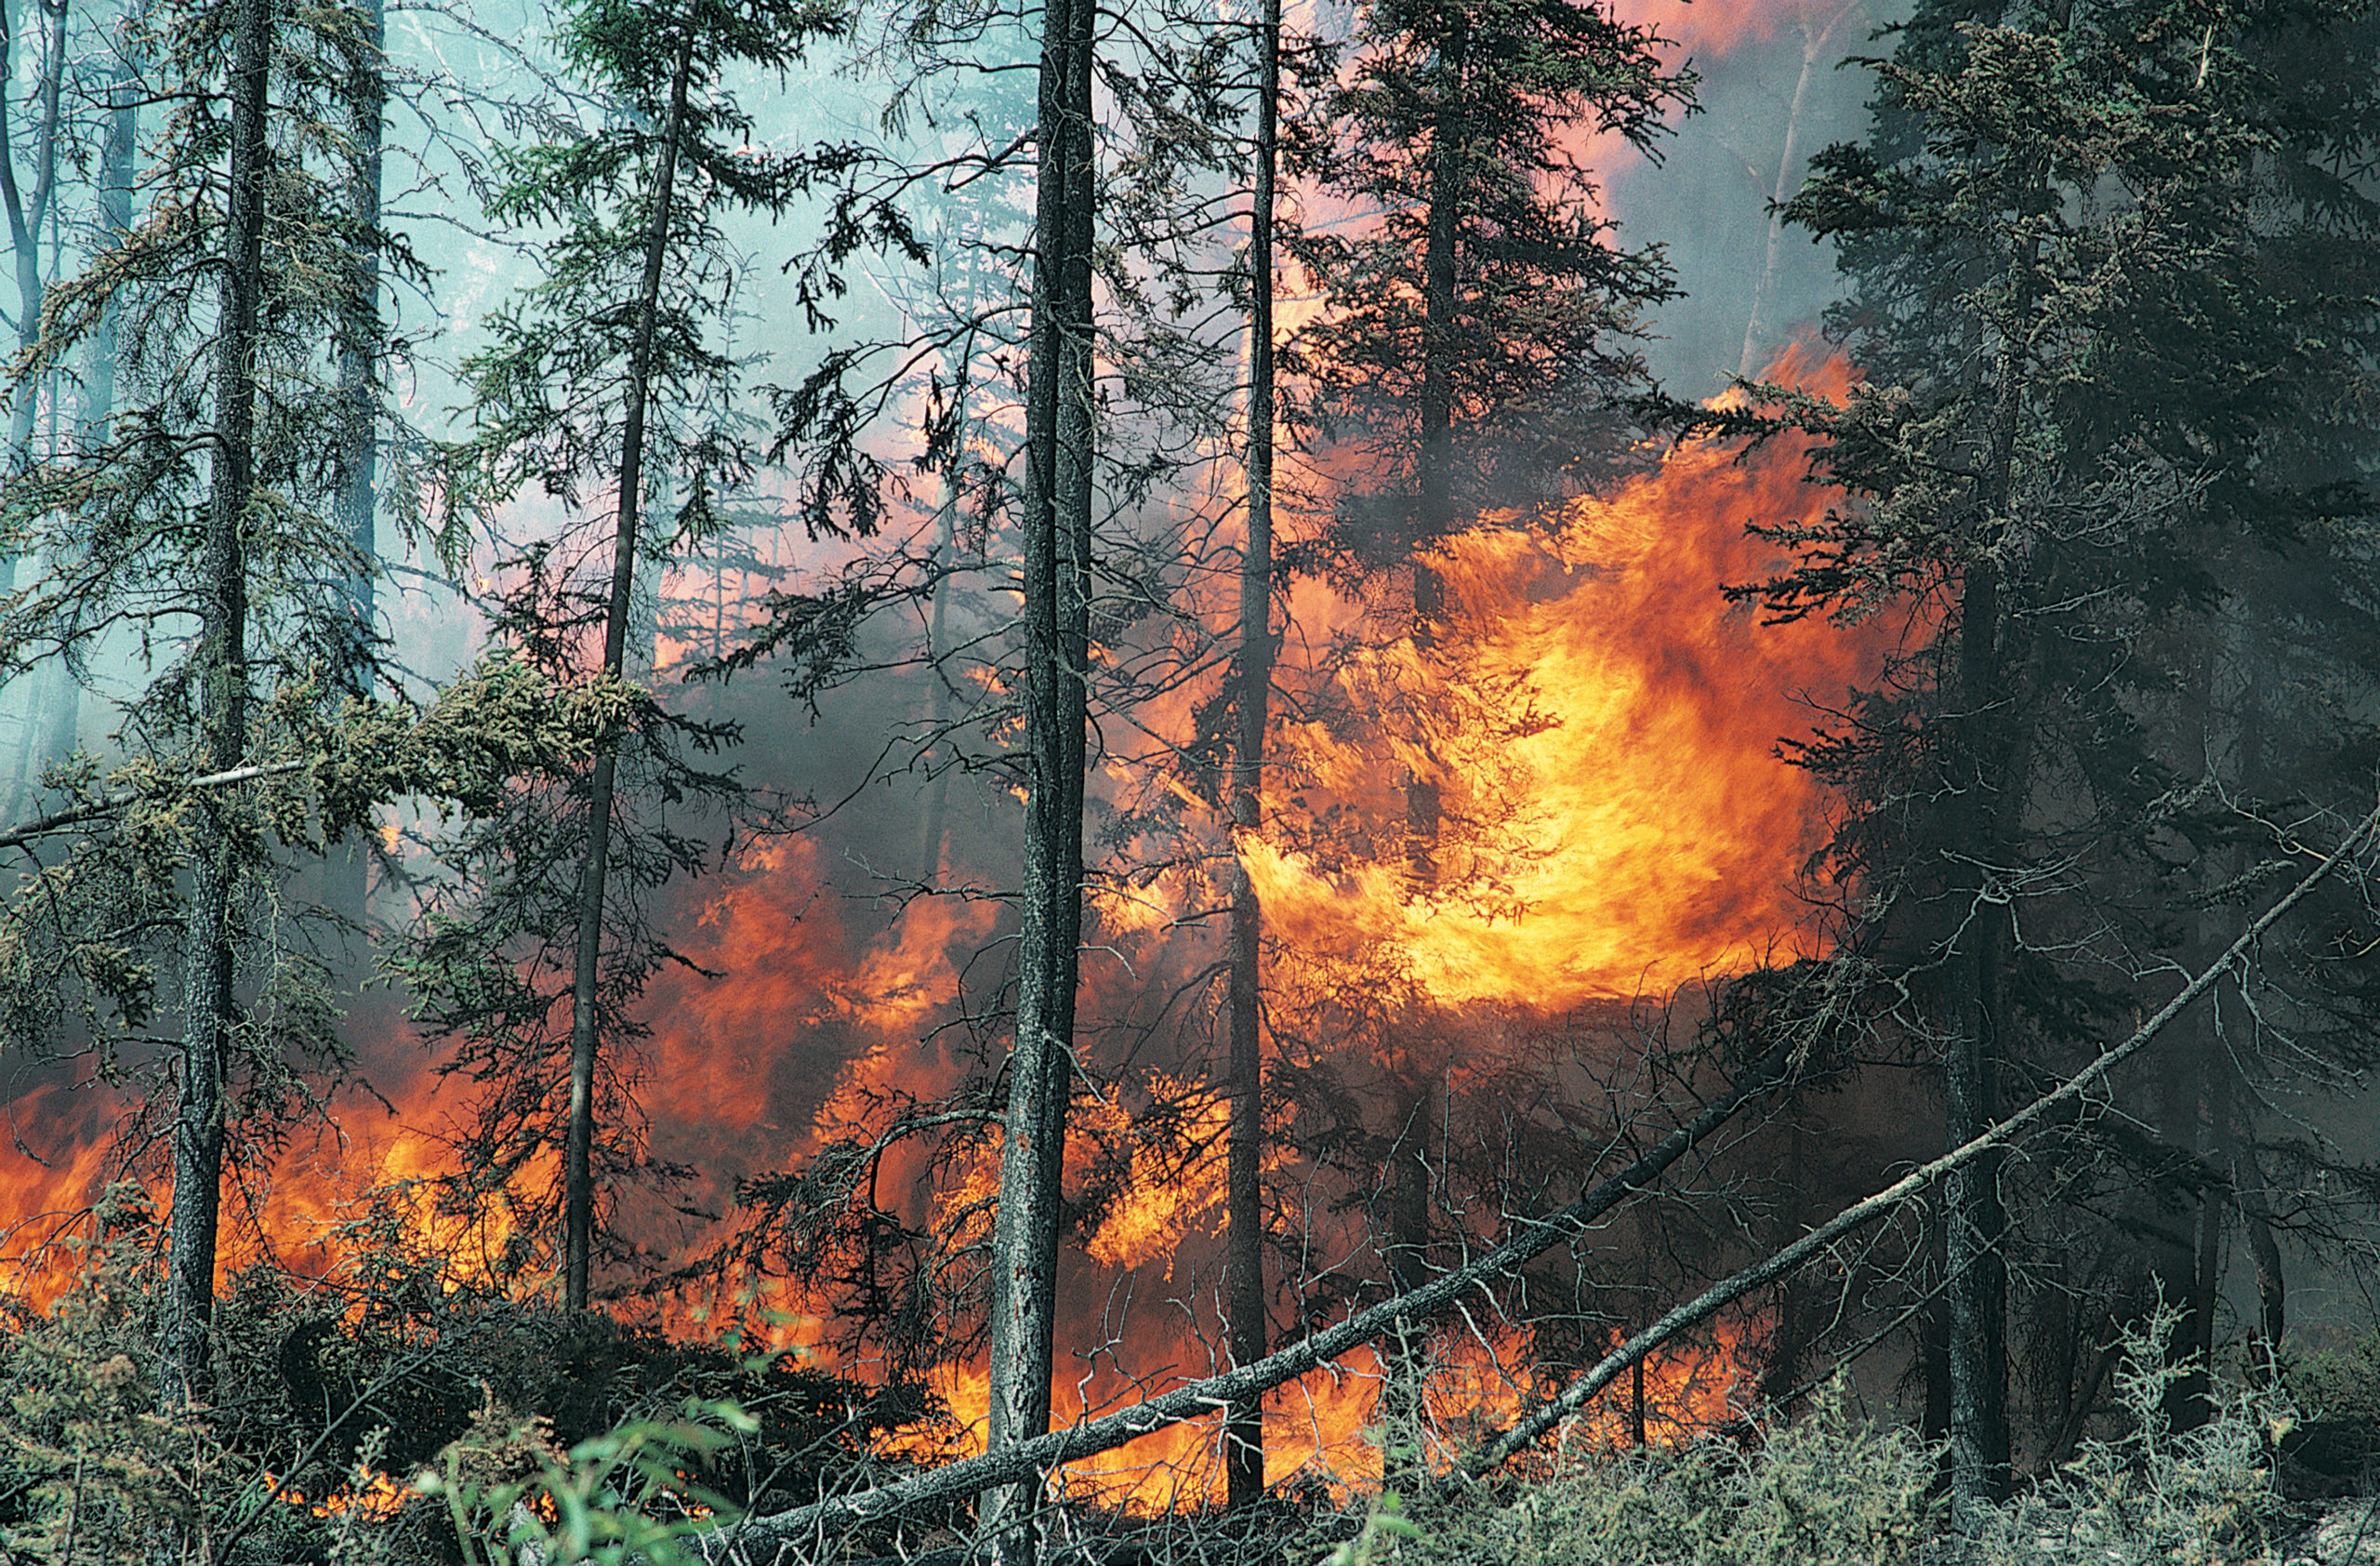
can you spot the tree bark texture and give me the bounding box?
[979,0,1094,1557]
[1222,0,1279,1508]
[166,0,271,1407]
[564,33,693,1313]
[1944,557,2010,1518]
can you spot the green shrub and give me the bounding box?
[1968,1307,2290,1566]
[1396,1377,1937,1566]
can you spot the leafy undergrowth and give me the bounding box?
[1,1224,2369,1566]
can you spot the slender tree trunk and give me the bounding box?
[1943,253,2034,1520]
[918,472,959,883]
[165,0,270,1407]
[1379,1080,1435,1488]
[1222,0,1279,1507]
[34,7,132,786]
[1404,11,1464,883]
[1,0,66,475]
[1376,16,1467,1480]
[980,0,1094,1556]
[0,0,69,810]
[326,0,384,927]
[1735,1,1862,381]
[563,33,694,1312]
[2236,1142,2284,1386]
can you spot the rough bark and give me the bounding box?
[165,0,271,1408]
[1941,239,2037,1518]
[978,0,1094,1557]
[563,33,694,1313]
[1222,0,1279,1507]
[1943,551,2011,1519]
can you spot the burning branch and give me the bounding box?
[697,793,2380,1558]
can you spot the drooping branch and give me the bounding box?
[0,762,306,854]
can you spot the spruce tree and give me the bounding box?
[1282,0,1687,1474]
[417,0,865,1312]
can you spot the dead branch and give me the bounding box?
[0,761,306,852]
[699,792,2380,1559]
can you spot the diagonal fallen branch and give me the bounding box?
[701,1038,1805,1559]
[1448,792,2380,1485]
[703,794,2379,1560]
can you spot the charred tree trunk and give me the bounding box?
[980,0,1094,1558]
[1378,1080,1435,1489]
[165,0,271,1407]
[563,33,694,1313]
[1222,0,1280,1508]
[2236,1143,2285,1385]
[918,477,959,883]
[1403,9,1463,884]
[326,0,384,927]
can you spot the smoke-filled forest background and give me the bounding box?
[6,0,2380,1561]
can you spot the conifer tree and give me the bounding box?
[0,0,624,1403]
[1282,0,1687,1472]
[419,0,872,1312]
[1742,0,2380,1520]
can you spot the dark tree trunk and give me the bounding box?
[980,0,1094,1557]
[1943,283,2030,1519]
[563,33,694,1313]
[1378,1080,1435,1490]
[166,0,271,1407]
[327,0,385,927]
[2237,1147,2285,1385]
[1222,0,1280,1508]
[1403,9,1464,884]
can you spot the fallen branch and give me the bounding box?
[0,761,305,852]
[699,794,2376,1560]
[1448,792,2380,1484]
[700,1039,1804,1559]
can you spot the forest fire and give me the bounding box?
[0,347,1872,1518]
[580,348,1872,1505]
